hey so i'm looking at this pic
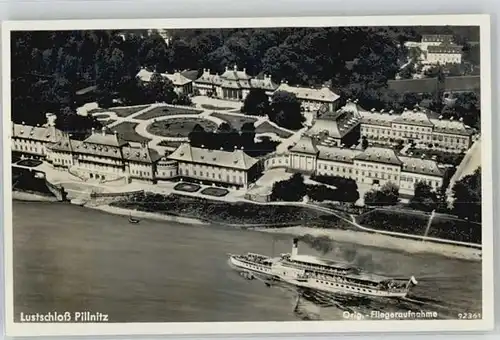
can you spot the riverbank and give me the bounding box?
[256,226,482,262]
[89,200,480,261]
[13,191,58,202]
[87,204,209,226]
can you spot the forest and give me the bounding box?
[10,25,480,134]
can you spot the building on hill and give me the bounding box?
[359,107,474,152]
[426,44,463,65]
[274,82,340,112]
[193,66,339,112]
[167,143,261,189]
[285,136,444,196]
[47,126,162,183]
[194,66,279,101]
[11,114,64,159]
[420,34,454,49]
[136,68,193,95]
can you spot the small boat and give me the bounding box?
[128,213,140,224]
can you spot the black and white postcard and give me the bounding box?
[1,15,494,337]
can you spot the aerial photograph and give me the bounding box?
[8,24,483,323]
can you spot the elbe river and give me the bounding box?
[12,201,481,322]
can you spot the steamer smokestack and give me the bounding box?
[292,238,299,257]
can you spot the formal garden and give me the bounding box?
[111,122,151,143]
[89,105,150,118]
[134,106,202,120]
[146,117,218,138]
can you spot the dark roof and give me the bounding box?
[422,34,453,43]
[181,69,200,81]
[443,76,480,92]
[428,45,462,54]
[354,147,402,166]
[388,78,439,94]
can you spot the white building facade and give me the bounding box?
[286,136,445,196]
[359,108,474,152]
[167,143,262,189]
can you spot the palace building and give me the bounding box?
[274,82,340,112]
[167,143,261,189]
[359,107,474,152]
[193,66,340,112]
[193,66,279,101]
[426,44,463,65]
[11,114,64,159]
[48,127,162,183]
[287,136,444,196]
[137,68,194,95]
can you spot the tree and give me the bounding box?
[241,88,270,116]
[240,122,256,148]
[270,173,307,202]
[145,73,177,104]
[452,167,481,222]
[269,91,304,130]
[409,181,438,212]
[364,182,399,206]
[188,124,207,147]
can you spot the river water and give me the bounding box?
[12,201,481,322]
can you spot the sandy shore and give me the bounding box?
[256,226,481,261]
[87,204,209,226]
[62,201,481,261]
[13,191,58,202]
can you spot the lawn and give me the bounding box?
[255,121,293,138]
[135,106,202,120]
[112,122,150,143]
[200,187,229,197]
[89,105,150,118]
[201,104,234,111]
[174,182,201,193]
[210,112,258,130]
[147,118,218,138]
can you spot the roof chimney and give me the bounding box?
[22,121,25,125]
[101,126,106,136]
[225,66,228,72]
[233,64,238,71]
[438,115,443,120]
[114,130,118,136]
[243,67,246,73]
[91,127,95,134]
[450,117,454,121]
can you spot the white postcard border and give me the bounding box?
[1,14,494,337]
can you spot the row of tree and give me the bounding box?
[11,27,479,134]
[363,167,481,223]
[270,173,360,203]
[188,121,277,156]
